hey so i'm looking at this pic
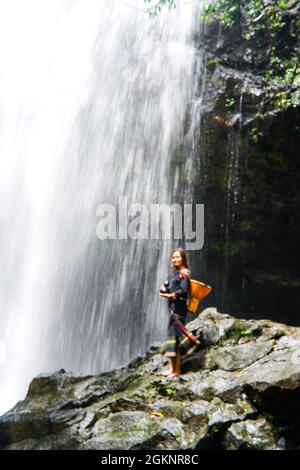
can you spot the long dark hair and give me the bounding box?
[170,248,191,275]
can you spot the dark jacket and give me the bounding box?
[168,270,190,317]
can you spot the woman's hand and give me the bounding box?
[159,292,177,300]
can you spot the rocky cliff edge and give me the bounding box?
[1,308,300,450]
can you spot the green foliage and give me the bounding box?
[265,413,275,421]
[249,126,263,143]
[225,97,235,109]
[165,387,175,398]
[201,0,238,29]
[145,1,300,113]
[265,54,300,111]
[277,425,289,433]
[199,0,300,113]
[211,426,220,433]
[274,91,293,110]
[207,56,219,67]
[202,3,217,23]
[240,219,252,231]
[279,0,290,9]
[202,69,213,83]
[144,0,175,17]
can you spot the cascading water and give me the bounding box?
[0,0,201,415]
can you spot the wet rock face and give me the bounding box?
[223,418,280,450]
[187,1,300,324]
[1,308,300,450]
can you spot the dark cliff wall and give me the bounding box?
[181,0,300,324]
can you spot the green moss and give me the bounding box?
[225,320,259,341]
[240,219,252,231]
[254,273,300,288]
[240,329,253,336]
[211,240,253,257]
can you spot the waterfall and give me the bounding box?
[0,0,200,415]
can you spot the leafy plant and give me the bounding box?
[207,57,219,67]
[144,0,300,113]
[201,0,239,29]
[211,426,219,433]
[265,413,275,421]
[144,0,175,17]
[249,127,261,143]
[277,425,288,433]
[225,97,235,109]
[165,387,175,398]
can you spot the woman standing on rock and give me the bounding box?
[160,248,201,377]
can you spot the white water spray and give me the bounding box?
[0,0,200,415]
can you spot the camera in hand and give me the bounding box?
[160,280,170,294]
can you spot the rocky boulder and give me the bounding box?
[1,308,300,450]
